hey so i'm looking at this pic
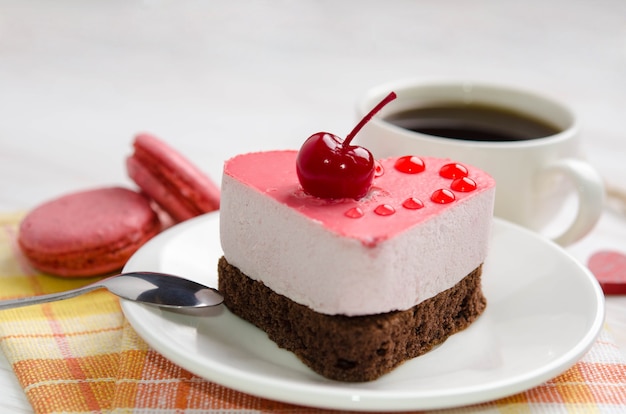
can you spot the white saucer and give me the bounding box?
[123,213,604,411]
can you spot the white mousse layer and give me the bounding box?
[220,151,495,316]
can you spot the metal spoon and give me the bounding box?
[0,271,223,310]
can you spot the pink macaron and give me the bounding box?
[127,133,220,223]
[18,187,161,277]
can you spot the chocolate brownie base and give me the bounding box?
[217,256,487,382]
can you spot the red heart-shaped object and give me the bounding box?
[588,250,626,295]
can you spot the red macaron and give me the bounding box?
[126,133,220,223]
[18,187,161,277]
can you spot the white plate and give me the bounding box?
[123,213,605,411]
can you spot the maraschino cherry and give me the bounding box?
[296,92,396,199]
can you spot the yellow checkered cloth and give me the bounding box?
[1,212,625,413]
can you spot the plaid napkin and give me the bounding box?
[1,213,626,414]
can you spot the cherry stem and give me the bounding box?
[344,91,397,146]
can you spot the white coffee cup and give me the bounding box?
[355,79,605,246]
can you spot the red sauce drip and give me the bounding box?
[431,189,455,204]
[451,177,477,192]
[374,160,384,177]
[345,207,364,218]
[394,156,425,174]
[439,163,468,179]
[374,204,395,216]
[402,197,424,210]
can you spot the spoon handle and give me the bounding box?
[0,284,102,310]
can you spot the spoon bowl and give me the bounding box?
[0,271,224,310]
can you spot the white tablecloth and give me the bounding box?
[1,1,625,411]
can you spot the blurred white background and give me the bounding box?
[1,0,624,211]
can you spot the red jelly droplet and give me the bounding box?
[374,161,384,177]
[374,204,395,216]
[439,163,468,179]
[402,197,424,210]
[431,189,455,204]
[394,156,425,174]
[451,177,477,192]
[345,207,364,218]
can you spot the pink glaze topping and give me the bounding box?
[224,150,495,247]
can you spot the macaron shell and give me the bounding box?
[18,187,161,277]
[127,133,220,222]
[127,156,198,223]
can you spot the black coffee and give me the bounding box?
[385,104,561,142]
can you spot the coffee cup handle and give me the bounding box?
[541,159,605,246]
